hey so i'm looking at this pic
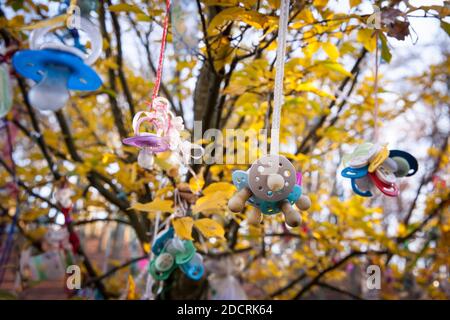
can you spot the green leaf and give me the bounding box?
[380,33,392,63]
[440,21,450,37]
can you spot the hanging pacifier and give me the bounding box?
[12,15,102,111]
[124,97,203,169]
[0,57,13,118]
[149,227,204,281]
[228,155,311,228]
[123,97,172,169]
[341,142,418,197]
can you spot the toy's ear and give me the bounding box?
[232,170,249,190]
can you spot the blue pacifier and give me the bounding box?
[12,16,102,111]
[179,253,204,281]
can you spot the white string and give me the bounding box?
[142,211,161,300]
[270,0,290,156]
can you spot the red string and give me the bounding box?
[150,0,171,105]
[62,206,80,254]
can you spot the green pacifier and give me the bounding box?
[149,252,177,281]
[392,156,410,177]
[165,238,196,265]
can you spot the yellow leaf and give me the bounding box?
[191,183,236,215]
[357,29,377,52]
[303,41,320,58]
[189,175,205,194]
[207,7,270,35]
[203,182,236,196]
[142,242,151,254]
[194,218,225,239]
[21,15,67,30]
[297,8,315,24]
[314,0,328,8]
[126,275,136,300]
[397,223,407,237]
[296,82,335,100]
[172,217,194,240]
[108,3,145,15]
[203,0,240,6]
[322,42,339,60]
[350,0,362,7]
[130,198,173,213]
[316,60,352,77]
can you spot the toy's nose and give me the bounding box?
[28,64,70,111]
[267,173,285,191]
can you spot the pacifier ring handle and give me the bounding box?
[40,42,85,59]
[30,16,102,65]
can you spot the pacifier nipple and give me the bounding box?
[28,64,71,111]
[267,173,285,192]
[138,147,155,169]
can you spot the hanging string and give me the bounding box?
[150,0,171,105]
[270,0,290,156]
[0,121,19,285]
[373,31,380,143]
[143,210,161,300]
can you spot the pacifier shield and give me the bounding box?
[12,49,102,91]
[341,166,368,179]
[392,156,410,177]
[152,227,175,255]
[155,252,175,272]
[375,165,396,184]
[123,134,170,153]
[351,176,373,197]
[174,240,196,265]
[248,155,296,202]
[179,253,204,281]
[389,150,418,177]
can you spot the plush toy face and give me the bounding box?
[248,155,296,202]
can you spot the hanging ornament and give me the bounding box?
[123,97,181,169]
[12,12,102,111]
[341,143,418,197]
[0,62,13,118]
[149,227,204,281]
[340,32,418,197]
[228,0,310,228]
[123,0,203,169]
[54,179,75,209]
[19,248,67,282]
[206,257,247,300]
[53,178,81,253]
